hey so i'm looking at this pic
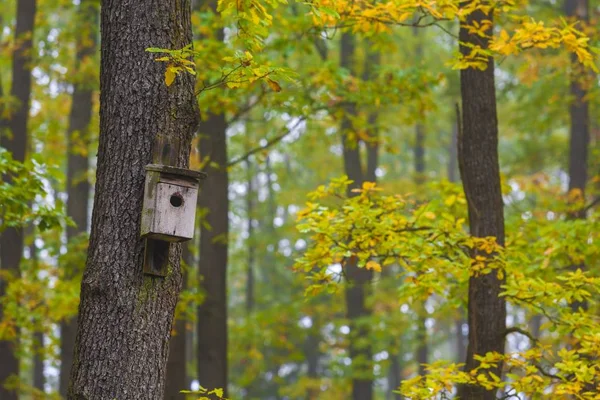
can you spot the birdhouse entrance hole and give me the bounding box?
[170,193,183,207]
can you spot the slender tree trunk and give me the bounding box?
[60,0,97,396]
[448,113,467,363]
[197,114,228,397]
[456,5,506,400]
[565,0,590,317]
[0,1,36,398]
[32,331,44,394]
[165,244,193,399]
[413,122,427,377]
[340,32,375,400]
[197,116,228,396]
[165,303,189,399]
[245,159,255,314]
[412,25,428,375]
[387,352,402,400]
[448,117,459,184]
[414,124,425,185]
[29,239,44,395]
[304,322,321,400]
[195,0,229,394]
[565,0,589,204]
[263,155,280,291]
[68,1,198,398]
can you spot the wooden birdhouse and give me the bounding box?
[140,164,206,242]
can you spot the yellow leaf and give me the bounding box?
[266,78,282,92]
[444,195,456,206]
[423,211,436,220]
[365,260,382,272]
[165,67,176,87]
[362,181,377,191]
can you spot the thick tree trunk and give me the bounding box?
[197,112,228,395]
[456,5,506,400]
[0,1,36,398]
[68,1,198,398]
[59,0,97,396]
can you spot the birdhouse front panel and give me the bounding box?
[141,180,198,242]
[141,164,205,243]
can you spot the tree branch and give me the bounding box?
[227,116,307,167]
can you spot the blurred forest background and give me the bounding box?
[0,0,599,399]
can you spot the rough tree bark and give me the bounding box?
[67,1,198,398]
[59,0,97,395]
[456,5,506,400]
[0,1,36,398]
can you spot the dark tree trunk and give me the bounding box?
[197,114,228,396]
[68,0,198,398]
[30,239,44,394]
[165,308,188,399]
[456,5,506,400]
[0,1,36,398]
[340,32,374,400]
[414,124,425,185]
[33,331,44,393]
[304,324,321,400]
[566,0,589,207]
[165,320,188,399]
[165,244,193,399]
[60,0,97,396]
[415,316,427,376]
[387,352,402,400]
[362,41,380,184]
[565,0,590,318]
[196,0,229,394]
